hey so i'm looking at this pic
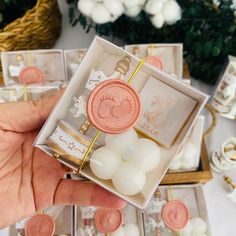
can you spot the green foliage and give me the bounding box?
[68,0,236,85]
[0,0,36,29]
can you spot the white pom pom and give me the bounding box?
[104,0,125,18]
[162,0,181,24]
[181,142,196,170]
[150,13,165,28]
[123,0,141,8]
[78,0,96,17]
[125,6,142,17]
[145,0,164,15]
[91,4,112,24]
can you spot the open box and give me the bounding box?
[143,184,212,236]
[34,36,208,209]
[75,203,144,236]
[11,206,72,236]
[1,49,67,86]
[125,43,183,79]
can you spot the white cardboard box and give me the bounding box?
[125,43,183,78]
[211,55,236,120]
[35,36,208,209]
[1,49,66,86]
[143,184,212,236]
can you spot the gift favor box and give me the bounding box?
[75,204,144,236]
[125,43,183,78]
[64,49,87,81]
[12,206,72,236]
[211,55,236,120]
[0,85,60,103]
[35,36,208,209]
[1,49,66,86]
[143,184,212,236]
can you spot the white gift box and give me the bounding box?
[12,206,72,236]
[76,204,144,236]
[125,43,183,78]
[143,184,212,236]
[211,55,236,120]
[34,36,208,209]
[0,85,60,103]
[1,49,66,86]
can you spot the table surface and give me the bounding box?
[1,1,236,236]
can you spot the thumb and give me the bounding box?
[0,89,64,133]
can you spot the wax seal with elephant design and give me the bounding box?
[87,79,141,134]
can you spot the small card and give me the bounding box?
[136,76,197,147]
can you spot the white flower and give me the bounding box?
[122,0,143,8]
[91,4,112,24]
[145,0,165,15]
[162,0,181,24]
[104,0,124,21]
[150,13,165,28]
[125,5,142,17]
[78,0,96,17]
[78,0,125,24]
[144,0,182,28]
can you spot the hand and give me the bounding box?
[0,90,126,228]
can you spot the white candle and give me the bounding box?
[127,138,161,172]
[90,147,121,180]
[123,223,139,236]
[105,128,138,155]
[190,217,207,234]
[112,163,146,196]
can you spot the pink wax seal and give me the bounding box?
[162,200,189,231]
[87,79,141,134]
[145,56,163,70]
[25,214,55,236]
[19,66,45,85]
[94,208,123,233]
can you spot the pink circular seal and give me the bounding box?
[145,56,163,70]
[19,66,45,85]
[87,79,141,134]
[25,214,55,236]
[95,208,123,233]
[162,200,189,231]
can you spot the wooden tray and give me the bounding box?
[161,104,216,184]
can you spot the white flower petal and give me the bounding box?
[78,0,96,17]
[104,0,124,17]
[122,0,141,8]
[150,13,165,28]
[91,4,112,24]
[145,0,164,15]
[162,0,182,25]
[125,6,142,17]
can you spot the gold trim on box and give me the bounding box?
[58,121,92,147]
[48,139,86,165]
